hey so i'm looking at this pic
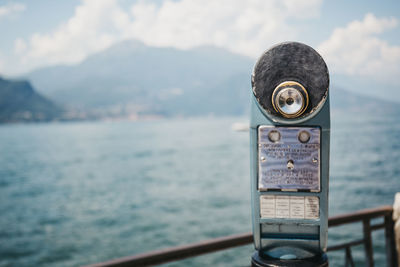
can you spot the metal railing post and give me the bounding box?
[385,213,398,267]
[345,246,355,267]
[363,219,374,267]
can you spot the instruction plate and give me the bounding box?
[258,126,320,191]
[260,195,320,219]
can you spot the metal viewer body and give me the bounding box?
[250,42,330,266]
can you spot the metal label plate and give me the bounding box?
[260,195,320,219]
[258,126,320,191]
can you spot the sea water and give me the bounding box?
[0,110,399,266]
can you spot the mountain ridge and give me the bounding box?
[0,77,62,122]
[7,39,397,120]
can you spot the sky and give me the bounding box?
[0,0,399,99]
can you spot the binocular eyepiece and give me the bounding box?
[252,42,329,123]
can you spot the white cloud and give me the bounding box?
[14,0,130,69]
[14,38,27,54]
[318,13,400,83]
[127,0,322,57]
[11,0,322,74]
[0,3,25,19]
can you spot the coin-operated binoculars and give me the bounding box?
[250,42,330,266]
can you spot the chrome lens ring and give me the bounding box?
[276,88,304,116]
[272,81,309,118]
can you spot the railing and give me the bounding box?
[85,205,398,267]
[327,206,397,267]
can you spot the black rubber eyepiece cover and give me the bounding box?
[252,42,329,119]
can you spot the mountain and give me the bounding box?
[24,40,253,116]
[20,39,398,118]
[0,77,62,122]
[329,85,399,115]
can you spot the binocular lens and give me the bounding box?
[276,88,304,116]
[272,81,309,119]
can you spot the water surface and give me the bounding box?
[0,111,399,266]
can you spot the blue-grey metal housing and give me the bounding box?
[250,88,330,259]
